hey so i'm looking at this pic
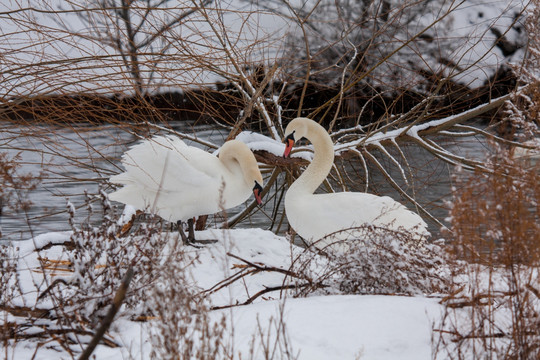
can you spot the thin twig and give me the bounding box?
[78,266,134,360]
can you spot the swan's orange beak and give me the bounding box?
[283,133,295,158]
[253,181,263,205]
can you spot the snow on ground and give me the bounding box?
[217,295,441,360]
[10,295,440,360]
[2,228,445,359]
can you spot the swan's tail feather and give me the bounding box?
[109,173,137,185]
[109,186,149,210]
[109,186,174,220]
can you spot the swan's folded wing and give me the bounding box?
[291,192,429,241]
[111,136,218,194]
[164,137,234,183]
[109,136,239,221]
[335,192,429,236]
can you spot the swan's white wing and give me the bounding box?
[110,136,226,221]
[286,192,429,244]
[340,193,427,233]
[111,136,219,191]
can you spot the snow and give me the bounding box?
[236,131,288,156]
[272,296,434,359]
[2,227,445,359]
[17,231,72,256]
[117,204,138,226]
[216,295,441,360]
[8,295,439,360]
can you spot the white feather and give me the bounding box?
[109,136,263,223]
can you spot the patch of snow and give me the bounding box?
[216,295,442,360]
[236,131,286,156]
[2,228,446,359]
[116,204,138,226]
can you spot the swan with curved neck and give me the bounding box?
[109,136,263,244]
[283,117,428,251]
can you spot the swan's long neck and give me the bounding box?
[290,122,334,195]
[219,141,261,186]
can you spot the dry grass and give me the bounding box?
[434,145,540,357]
[433,27,540,355]
[433,5,540,354]
[446,149,540,266]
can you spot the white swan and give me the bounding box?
[109,136,263,244]
[283,117,429,251]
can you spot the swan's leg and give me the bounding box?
[189,217,218,245]
[187,218,196,243]
[177,220,189,245]
[178,219,206,248]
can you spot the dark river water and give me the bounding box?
[0,121,487,241]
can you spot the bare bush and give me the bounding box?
[0,151,41,352]
[149,248,226,360]
[0,242,22,351]
[0,243,19,305]
[0,152,42,238]
[0,189,176,354]
[60,190,171,324]
[290,226,449,297]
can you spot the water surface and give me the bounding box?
[0,121,487,241]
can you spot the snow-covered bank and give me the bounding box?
[2,228,444,359]
[6,295,441,360]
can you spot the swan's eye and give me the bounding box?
[284,131,295,143]
[283,132,296,158]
